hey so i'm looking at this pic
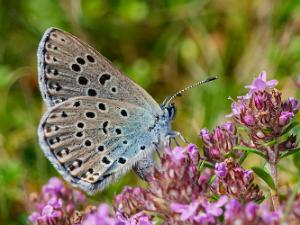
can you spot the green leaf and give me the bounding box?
[282,121,299,136]
[280,147,300,159]
[234,146,267,160]
[252,166,276,190]
[263,139,277,147]
[199,160,206,172]
[293,151,300,172]
[203,161,215,169]
[208,175,217,185]
[238,152,249,165]
[254,195,266,204]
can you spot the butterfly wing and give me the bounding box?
[38,96,161,194]
[37,27,161,114]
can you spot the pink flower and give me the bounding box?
[83,204,116,225]
[245,71,278,93]
[171,200,200,221]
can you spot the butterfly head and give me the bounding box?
[161,103,176,121]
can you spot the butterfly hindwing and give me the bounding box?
[38,96,160,194]
[37,27,161,114]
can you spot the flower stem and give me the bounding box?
[268,146,280,211]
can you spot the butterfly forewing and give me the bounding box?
[37,27,161,114]
[38,96,160,194]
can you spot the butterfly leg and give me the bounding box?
[165,131,189,147]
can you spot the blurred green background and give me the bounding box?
[1,0,300,224]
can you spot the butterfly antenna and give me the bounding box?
[165,76,218,106]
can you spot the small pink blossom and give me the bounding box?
[245,71,278,93]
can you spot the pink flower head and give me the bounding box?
[245,71,278,93]
[83,204,116,225]
[42,177,65,197]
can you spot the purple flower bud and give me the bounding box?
[230,100,246,116]
[243,170,253,183]
[253,93,264,110]
[242,114,255,126]
[283,97,299,113]
[215,162,227,178]
[210,148,220,158]
[223,122,235,133]
[186,144,199,163]
[199,128,210,144]
[278,111,294,126]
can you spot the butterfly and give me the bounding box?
[37,27,216,194]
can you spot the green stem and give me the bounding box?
[267,145,280,211]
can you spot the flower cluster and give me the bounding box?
[230,71,299,158]
[114,144,216,224]
[29,177,86,225]
[29,177,154,225]
[28,72,300,225]
[200,122,238,162]
[214,158,263,202]
[224,199,280,225]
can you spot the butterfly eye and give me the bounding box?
[167,105,176,120]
